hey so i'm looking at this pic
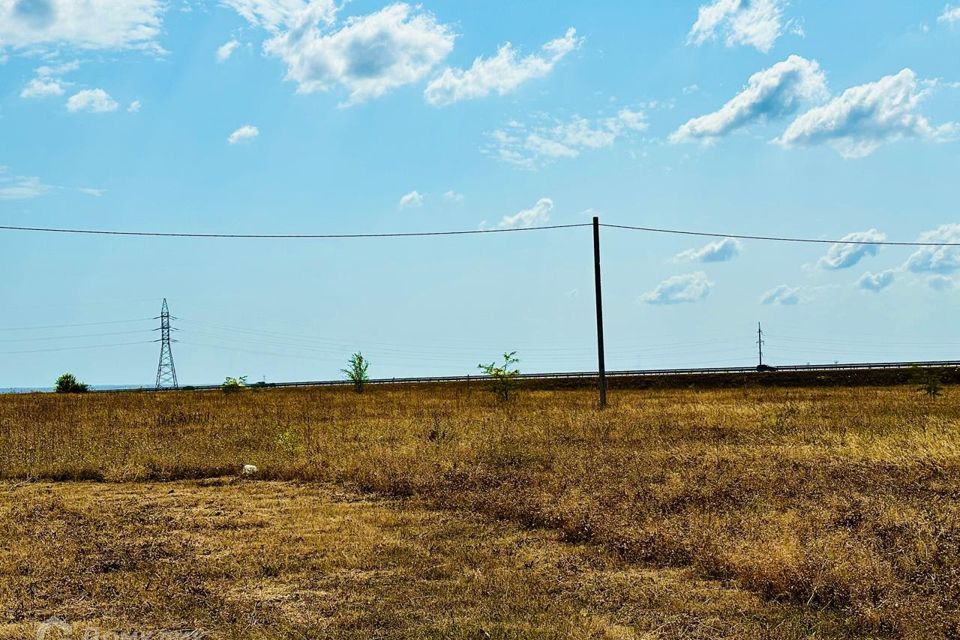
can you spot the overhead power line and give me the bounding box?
[0,329,154,343]
[0,223,589,239]
[1,221,959,246]
[0,318,155,332]
[599,223,960,247]
[0,340,154,355]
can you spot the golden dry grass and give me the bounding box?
[1,481,841,639]
[1,384,958,638]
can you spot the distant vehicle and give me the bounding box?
[757,364,778,372]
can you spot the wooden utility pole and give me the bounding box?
[593,217,607,408]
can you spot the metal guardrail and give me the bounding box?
[102,359,960,393]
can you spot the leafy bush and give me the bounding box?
[221,376,247,393]
[342,352,370,393]
[921,376,943,397]
[912,366,944,397]
[55,373,89,394]
[478,352,520,402]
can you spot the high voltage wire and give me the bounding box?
[180,318,748,354]
[600,224,960,247]
[0,329,154,343]
[1,222,959,246]
[0,318,154,332]
[0,340,154,355]
[0,223,589,239]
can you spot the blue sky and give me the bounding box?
[1,0,959,387]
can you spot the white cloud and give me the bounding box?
[817,229,886,270]
[488,108,647,169]
[0,167,50,200]
[442,190,464,203]
[939,5,960,25]
[928,275,955,291]
[79,187,105,197]
[20,58,79,98]
[36,59,79,76]
[398,190,423,209]
[670,55,827,143]
[262,3,454,105]
[424,28,580,106]
[497,197,553,229]
[904,224,960,274]
[227,124,260,144]
[642,272,713,305]
[675,237,742,263]
[127,99,142,113]
[217,39,241,62]
[777,69,958,158]
[761,284,802,305]
[0,0,165,54]
[66,88,119,113]
[222,0,323,31]
[857,270,895,292]
[20,77,64,98]
[688,0,785,53]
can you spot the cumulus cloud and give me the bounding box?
[0,167,50,200]
[642,272,713,305]
[939,5,960,25]
[488,109,647,169]
[928,275,955,291]
[227,124,260,144]
[20,59,79,99]
[261,3,454,104]
[442,190,464,203]
[79,187,105,197]
[497,198,553,229]
[20,77,64,98]
[398,190,423,208]
[675,237,742,263]
[817,229,886,270]
[127,99,142,113]
[777,69,958,158]
[761,284,802,305]
[217,39,241,62]
[0,0,165,54]
[904,224,960,274]
[670,55,827,143]
[66,88,118,113]
[688,0,785,53]
[857,270,895,292]
[222,0,324,31]
[424,28,580,106]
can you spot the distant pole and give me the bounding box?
[593,217,607,408]
[757,322,764,368]
[155,298,179,390]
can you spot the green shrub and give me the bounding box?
[478,352,521,402]
[222,376,247,393]
[55,373,88,394]
[342,353,370,394]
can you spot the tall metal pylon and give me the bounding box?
[757,322,765,368]
[155,298,179,389]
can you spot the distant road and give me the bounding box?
[5,360,957,394]
[57,359,957,393]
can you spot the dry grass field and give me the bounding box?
[1,383,958,638]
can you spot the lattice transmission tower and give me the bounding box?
[757,322,765,368]
[155,298,179,389]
